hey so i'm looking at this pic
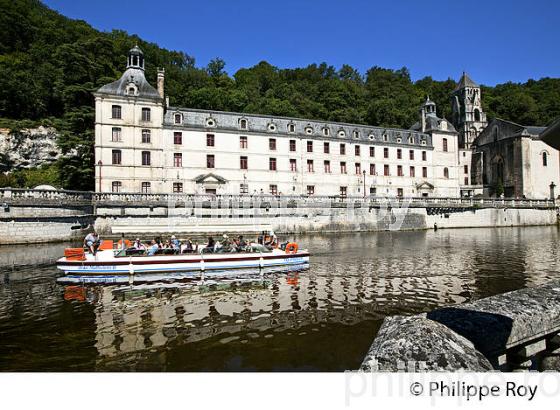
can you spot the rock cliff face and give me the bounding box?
[0,127,63,170]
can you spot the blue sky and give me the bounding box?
[43,0,559,85]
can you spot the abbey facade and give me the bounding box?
[94,47,559,199]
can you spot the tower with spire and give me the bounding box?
[451,72,487,149]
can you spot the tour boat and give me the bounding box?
[56,241,309,284]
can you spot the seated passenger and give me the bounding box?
[182,239,193,254]
[84,232,100,255]
[133,238,146,250]
[147,240,159,256]
[171,235,180,249]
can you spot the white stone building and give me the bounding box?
[94,46,556,199]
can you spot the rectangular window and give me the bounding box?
[269,184,278,196]
[173,182,183,193]
[207,134,215,147]
[464,177,469,185]
[307,141,313,153]
[340,143,346,155]
[269,158,277,171]
[240,156,248,170]
[340,161,347,174]
[384,148,389,159]
[340,186,347,198]
[111,127,122,142]
[409,150,414,160]
[397,188,404,197]
[422,167,428,178]
[269,138,277,151]
[464,165,468,174]
[324,142,330,154]
[397,165,403,176]
[355,145,361,156]
[240,136,248,149]
[173,153,182,167]
[290,159,297,172]
[307,159,314,173]
[443,138,448,152]
[111,181,122,193]
[307,185,315,196]
[142,129,151,144]
[141,151,151,166]
[355,162,361,174]
[410,166,415,177]
[141,107,151,122]
[384,164,390,176]
[174,132,182,145]
[141,182,151,193]
[369,187,376,196]
[369,147,375,157]
[207,154,215,168]
[397,149,402,159]
[289,139,296,152]
[240,183,249,194]
[324,160,331,173]
[422,151,427,161]
[369,164,376,175]
[111,105,121,119]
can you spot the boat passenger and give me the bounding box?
[182,239,193,254]
[206,237,215,253]
[133,238,146,250]
[147,240,159,256]
[265,230,278,248]
[171,235,180,249]
[84,232,100,255]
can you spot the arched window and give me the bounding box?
[474,109,481,122]
[174,113,182,124]
[443,167,449,179]
[543,152,548,167]
[239,119,247,129]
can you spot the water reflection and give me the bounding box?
[0,226,559,371]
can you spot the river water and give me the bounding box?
[0,226,559,371]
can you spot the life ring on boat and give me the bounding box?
[285,242,298,254]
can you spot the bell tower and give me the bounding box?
[451,72,487,149]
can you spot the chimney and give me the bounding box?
[421,107,426,133]
[157,68,165,98]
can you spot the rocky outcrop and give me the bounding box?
[0,126,64,170]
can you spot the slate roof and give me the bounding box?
[473,118,546,146]
[166,107,433,148]
[410,114,457,133]
[96,67,161,100]
[454,72,479,91]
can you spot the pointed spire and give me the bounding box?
[454,71,478,91]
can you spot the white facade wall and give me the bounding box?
[524,139,560,199]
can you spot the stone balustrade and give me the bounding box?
[1,188,556,209]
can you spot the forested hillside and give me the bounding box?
[1,0,559,190]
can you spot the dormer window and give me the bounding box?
[127,86,136,96]
[174,113,182,124]
[421,140,427,146]
[352,130,359,139]
[323,127,330,136]
[408,136,414,144]
[383,133,388,142]
[397,138,402,143]
[268,122,277,132]
[288,123,295,133]
[239,118,248,130]
[305,126,313,135]
[338,130,346,138]
[368,134,375,141]
[206,117,216,127]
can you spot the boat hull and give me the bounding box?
[56,251,310,275]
